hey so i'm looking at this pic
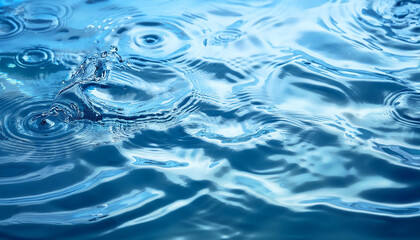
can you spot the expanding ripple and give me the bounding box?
[385,88,420,128]
[48,47,199,125]
[17,1,72,33]
[204,29,242,46]
[85,58,196,122]
[0,16,23,39]
[97,16,199,61]
[0,95,87,161]
[321,0,420,57]
[15,47,55,68]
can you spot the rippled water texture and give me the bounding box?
[1,0,420,239]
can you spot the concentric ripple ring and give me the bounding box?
[385,89,420,128]
[0,95,87,161]
[15,47,55,68]
[0,17,24,39]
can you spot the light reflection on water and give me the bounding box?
[1,0,420,239]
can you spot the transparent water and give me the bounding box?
[1,0,420,239]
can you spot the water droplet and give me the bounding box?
[110,45,118,52]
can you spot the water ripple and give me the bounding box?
[0,16,23,39]
[98,16,196,61]
[0,95,87,161]
[385,88,420,128]
[205,29,242,46]
[0,188,163,225]
[18,1,72,33]
[321,0,420,57]
[15,47,55,68]
[2,0,420,239]
[84,56,195,122]
[301,197,420,217]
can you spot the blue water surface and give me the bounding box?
[1,0,420,239]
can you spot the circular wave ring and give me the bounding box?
[0,16,24,39]
[134,31,166,49]
[19,2,72,33]
[96,14,210,62]
[82,59,196,122]
[205,29,242,46]
[0,95,87,161]
[370,0,420,43]
[112,20,191,61]
[385,89,420,128]
[15,47,55,67]
[320,0,420,55]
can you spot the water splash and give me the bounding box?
[40,47,119,122]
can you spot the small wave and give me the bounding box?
[301,197,420,217]
[0,188,164,225]
[373,142,420,168]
